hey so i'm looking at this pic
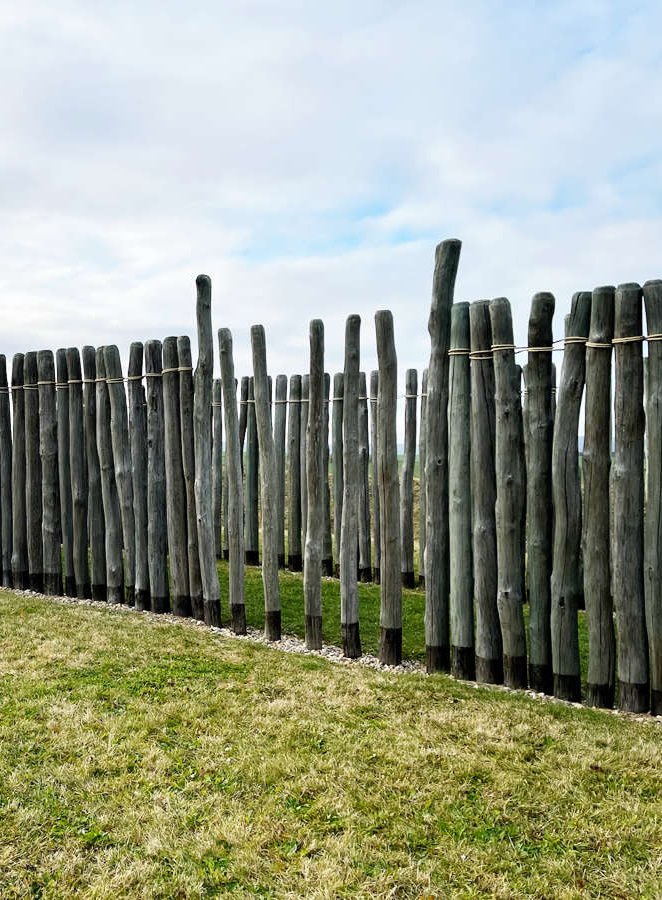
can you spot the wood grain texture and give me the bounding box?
[273,374,288,568]
[340,316,361,658]
[96,348,123,603]
[145,340,169,613]
[178,335,203,620]
[418,368,427,588]
[332,373,343,577]
[11,354,28,588]
[212,379,223,559]
[304,320,324,649]
[38,350,62,596]
[400,368,417,589]
[24,351,43,593]
[244,376,260,566]
[128,343,149,611]
[358,372,372,582]
[66,347,90,599]
[369,370,381,584]
[287,375,302,571]
[82,347,106,601]
[322,373,333,577]
[0,356,12,586]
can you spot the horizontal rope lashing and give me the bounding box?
[126,374,144,381]
[105,377,125,384]
[525,346,555,353]
[491,343,515,351]
[612,335,644,344]
[55,383,69,389]
[448,348,470,356]
[161,366,192,375]
[563,336,587,345]
[36,380,56,386]
[144,372,162,378]
[67,379,83,384]
[585,341,612,349]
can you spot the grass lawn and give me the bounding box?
[0,590,660,898]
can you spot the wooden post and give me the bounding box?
[551,292,591,701]
[24,351,43,593]
[332,373,343,576]
[448,303,474,680]
[66,347,90,599]
[526,292,555,694]
[194,275,221,627]
[300,374,309,554]
[11,354,28,589]
[162,336,191,617]
[340,316,361,658]
[322,373,333,577]
[369,371,381,584]
[583,286,615,708]
[376,310,402,665]
[55,350,75,596]
[358,372,372,582]
[251,325,281,641]
[418,368,428,587]
[104,345,136,605]
[0,356,12,586]
[219,329,246,634]
[82,347,106,601]
[145,340,169,613]
[470,301,501,683]
[644,279,662,716]
[239,376,249,464]
[612,282,648,712]
[400,368,417,588]
[244,376,259,566]
[38,350,61,596]
[177,336,203,620]
[304,320,325,649]
[96,348,123,603]
[287,375,302,571]
[212,379,223,559]
[273,374,288,568]
[425,239,462,672]
[128,343,149,611]
[490,297,527,689]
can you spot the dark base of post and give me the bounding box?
[245,550,259,566]
[77,582,91,601]
[380,627,402,666]
[12,571,28,590]
[401,571,416,589]
[426,644,450,673]
[278,553,286,569]
[44,573,62,596]
[191,595,204,621]
[172,595,192,617]
[451,645,476,681]
[529,663,553,695]
[618,680,649,713]
[305,614,322,650]
[476,655,503,685]
[418,574,425,588]
[151,595,170,614]
[651,688,662,717]
[342,622,362,659]
[265,609,281,642]
[373,567,380,584]
[107,585,124,604]
[231,603,246,635]
[322,558,333,577]
[203,598,221,628]
[134,589,150,612]
[64,576,76,597]
[92,584,107,602]
[586,682,615,709]
[223,549,229,561]
[288,554,302,572]
[125,586,135,607]
[29,573,44,594]
[2,570,12,588]
[554,673,581,703]
[359,567,372,583]
[503,655,527,690]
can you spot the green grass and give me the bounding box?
[0,591,660,898]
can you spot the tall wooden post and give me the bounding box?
[82,347,106,601]
[25,351,43,593]
[526,292,555,694]
[300,374,309,554]
[244,376,260,566]
[401,368,417,588]
[370,370,381,584]
[583,286,615,708]
[96,348,123,603]
[145,340,169,613]
[219,329,246,634]
[239,376,249,464]
[322,373,333,577]
[38,350,61,596]
[340,316,361,658]
[425,239,462,672]
[304,320,325,649]
[66,347,90,599]
[0,356,12,586]
[128,343,149,611]
[418,368,427,587]
[55,350,75,595]
[177,336,203,620]
[212,379,223,559]
[332,373,343,576]
[287,374,302,571]
[448,303,474,680]
[11,354,28,589]
[273,374,288,568]
[358,372,372,582]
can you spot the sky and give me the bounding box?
[1,0,661,406]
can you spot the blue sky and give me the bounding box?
[1,0,661,397]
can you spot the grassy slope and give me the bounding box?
[0,592,660,899]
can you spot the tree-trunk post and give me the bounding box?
[38,350,61,596]
[273,374,288,568]
[376,310,402,666]
[0,356,12,586]
[332,372,343,577]
[526,292,555,694]
[212,379,223,559]
[55,350,75,596]
[322,372,333,577]
[287,374,302,571]
[96,348,123,603]
[11,354,28,589]
[490,297,527,689]
[418,368,427,588]
[82,347,106,601]
[219,329,246,634]
[304,320,325,649]
[401,368,417,589]
[244,376,260,566]
[612,282,648,712]
[358,372,372,582]
[425,239,462,672]
[448,303,474,680]
[177,335,203,621]
[340,316,361,658]
[66,347,90,599]
[24,351,43,593]
[128,342,149,611]
[370,370,381,584]
[300,374,309,555]
[250,325,281,641]
[145,340,169,613]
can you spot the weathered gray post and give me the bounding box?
[583,286,615,708]
[177,336,203,620]
[369,370,381,584]
[376,310,402,665]
[251,325,281,641]
[162,336,191,617]
[358,372,372,582]
[128,343,149,611]
[287,375,302,570]
[300,374,309,554]
[322,373,333,577]
[332,373,343,576]
[82,347,106,601]
[448,303,474,680]
[219,329,246,633]
[490,297,527,689]
[104,345,136,605]
[11,354,28,589]
[340,316,361,657]
[612,283,648,712]
[25,351,43,593]
[239,376,249,463]
[38,350,61,596]
[0,356,12,586]
[212,379,223,559]
[425,239,462,672]
[55,350,75,595]
[244,376,260,566]
[644,279,662,716]
[96,348,123,603]
[418,368,427,587]
[66,347,90,599]
[400,368,417,588]
[145,340,169,613]
[273,374,288,568]
[304,320,325,649]
[470,301,501,683]
[526,292,555,694]
[194,275,221,627]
